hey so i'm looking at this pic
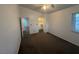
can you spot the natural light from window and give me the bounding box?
[73,13,79,32]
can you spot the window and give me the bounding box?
[72,12,79,32]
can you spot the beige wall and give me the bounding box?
[0,5,21,53]
[19,6,48,34]
[48,5,79,46]
[0,5,48,53]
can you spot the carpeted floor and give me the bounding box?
[18,32,79,54]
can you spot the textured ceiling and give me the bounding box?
[19,4,76,14]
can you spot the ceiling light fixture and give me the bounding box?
[41,4,48,10]
[41,4,52,11]
[42,5,47,10]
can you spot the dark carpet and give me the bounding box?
[18,32,79,54]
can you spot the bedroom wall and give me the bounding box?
[48,5,79,46]
[0,4,21,53]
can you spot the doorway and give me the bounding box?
[38,16,45,32]
[20,16,29,38]
[19,16,30,53]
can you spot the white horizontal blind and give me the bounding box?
[73,13,79,32]
[75,13,79,32]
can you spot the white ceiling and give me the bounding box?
[19,4,76,14]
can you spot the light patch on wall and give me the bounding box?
[38,16,44,25]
